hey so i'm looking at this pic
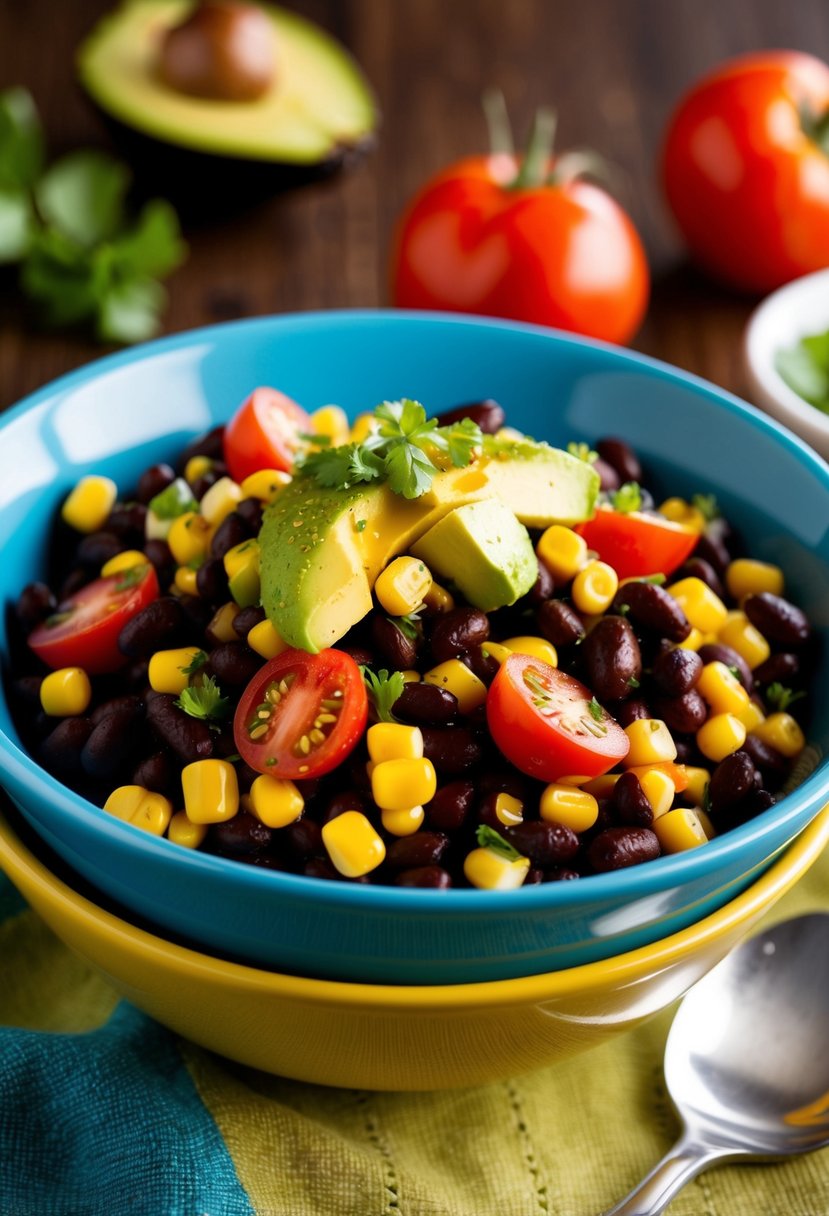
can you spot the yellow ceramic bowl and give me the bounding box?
[2,807,828,1092]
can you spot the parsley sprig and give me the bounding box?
[361,666,405,723]
[175,675,230,724]
[301,399,483,500]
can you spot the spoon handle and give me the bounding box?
[601,1134,735,1216]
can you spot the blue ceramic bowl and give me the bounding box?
[1,310,828,984]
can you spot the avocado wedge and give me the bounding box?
[76,0,377,207]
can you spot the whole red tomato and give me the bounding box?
[390,139,649,345]
[662,52,829,293]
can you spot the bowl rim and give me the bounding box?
[2,805,828,1008]
[2,306,829,914]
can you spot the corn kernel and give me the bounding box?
[381,805,425,836]
[181,759,239,824]
[247,618,289,659]
[737,698,766,732]
[375,556,433,617]
[239,469,292,503]
[580,773,620,798]
[658,498,707,533]
[751,712,806,759]
[571,560,619,615]
[424,659,487,714]
[502,636,558,666]
[206,602,239,644]
[184,455,214,484]
[61,475,118,534]
[654,808,708,853]
[717,611,770,670]
[401,669,421,683]
[696,809,716,840]
[676,627,704,652]
[248,775,304,828]
[148,646,204,695]
[167,511,212,565]
[322,810,386,877]
[494,792,524,826]
[480,641,512,666]
[667,577,728,633]
[371,757,437,810]
[536,524,588,581]
[539,784,599,832]
[681,766,711,807]
[463,847,529,890]
[696,713,747,762]
[40,667,92,716]
[223,538,260,579]
[423,581,455,614]
[638,769,675,819]
[725,558,784,601]
[167,810,208,849]
[100,550,147,578]
[223,539,261,608]
[624,719,677,766]
[696,661,750,715]
[350,412,380,444]
[200,476,243,526]
[311,404,351,446]
[174,565,199,596]
[104,785,173,836]
[367,723,424,763]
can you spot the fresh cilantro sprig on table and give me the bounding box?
[775,328,829,415]
[301,399,483,500]
[175,676,230,724]
[0,87,186,344]
[476,824,524,861]
[361,666,405,723]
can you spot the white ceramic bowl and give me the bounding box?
[744,267,829,461]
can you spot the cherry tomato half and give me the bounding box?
[28,563,159,674]
[486,654,629,783]
[223,387,313,482]
[234,647,368,780]
[576,507,697,580]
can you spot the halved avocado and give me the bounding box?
[76,0,377,209]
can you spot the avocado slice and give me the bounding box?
[412,500,537,612]
[481,436,600,527]
[76,1,376,173]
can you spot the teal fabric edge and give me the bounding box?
[0,1000,255,1216]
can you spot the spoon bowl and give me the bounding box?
[605,913,829,1214]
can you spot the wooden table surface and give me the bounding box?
[2,0,829,412]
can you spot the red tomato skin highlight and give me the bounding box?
[576,509,698,581]
[223,387,313,482]
[390,155,649,346]
[486,654,629,783]
[662,51,829,293]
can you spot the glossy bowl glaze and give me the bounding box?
[2,805,827,1090]
[1,311,829,984]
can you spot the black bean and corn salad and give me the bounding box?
[5,390,815,890]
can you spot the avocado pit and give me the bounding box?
[159,0,276,102]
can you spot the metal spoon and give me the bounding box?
[603,912,829,1216]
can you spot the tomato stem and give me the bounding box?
[482,88,514,157]
[510,106,558,190]
[547,148,616,188]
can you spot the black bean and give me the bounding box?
[596,437,642,484]
[191,470,222,500]
[236,497,264,533]
[58,568,89,601]
[740,733,789,781]
[527,558,555,604]
[744,592,812,647]
[612,771,654,827]
[476,769,533,801]
[385,832,449,870]
[118,597,187,658]
[232,605,265,637]
[430,608,489,663]
[197,558,230,604]
[594,457,621,492]
[694,532,731,577]
[177,425,225,471]
[426,781,475,832]
[505,821,580,867]
[583,615,642,701]
[536,598,585,648]
[588,826,660,872]
[673,556,726,601]
[143,539,176,587]
[207,642,262,686]
[90,694,143,727]
[708,751,759,814]
[146,693,213,762]
[612,582,690,642]
[607,697,652,727]
[420,726,482,774]
[137,463,176,504]
[39,717,94,776]
[462,645,500,685]
[339,645,376,669]
[209,512,249,560]
[434,398,505,434]
[283,817,324,858]
[81,699,145,779]
[209,811,273,856]
[15,582,56,632]
[322,791,368,824]
[395,681,458,725]
[76,531,123,568]
[543,867,581,882]
[132,750,179,798]
[178,594,215,636]
[106,502,147,540]
[697,643,753,693]
[370,613,417,669]
[395,866,452,888]
[303,857,340,881]
[753,652,800,686]
[652,647,703,696]
[11,674,43,706]
[653,689,708,735]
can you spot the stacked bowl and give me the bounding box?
[1,311,828,1090]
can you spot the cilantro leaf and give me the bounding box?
[389,610,421,640]
[35,150,129,248]
[175,675,230,723]
[110,198,186,279]
[691,493,720,523]
[384,440,436,499]
[149,478,197,520]
[588,696,604,721]
[476,824,524,861]
[776,331,829,414]
[180,649,208,678]
[98,276,167,345]
[0,88,44,190]
[0,186,33,262]
[609,482,642,513]
[567,441,598,464]
[764,682,806,713]
[361,666,404,723]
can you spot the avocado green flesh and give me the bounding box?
[481,437,600,527]
[76,0,377,162]
[412,500,537,613]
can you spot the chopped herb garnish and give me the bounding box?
[627,675,641,689]
[702,781,712,813]
[588,696,604,722]
[112,562,148,592]
[764,682,806,713]
[361,666,405,723]
[223,752,241,763]
[609,481,642,514]
[179,649,208,678]
[566,441,598,464]
[391,610,422,640]
[630,572,666,586]
[149,478,197,520]
[297,431,331,445]
[476,824,524,861]
[355,518,367,532]
[775,327,829,415]
[692,493,720,522]
[175,675,230,723]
